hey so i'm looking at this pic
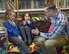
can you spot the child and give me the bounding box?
[3,9,30,54]
[20,12,36,45]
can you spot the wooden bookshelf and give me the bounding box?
[0,10,17,13]
[60,8,69,10]
[0,8,69,13]
[0,8,44,13]
[18,8,44,12]
[0,0,69,17]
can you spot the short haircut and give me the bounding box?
[45,3,57,10]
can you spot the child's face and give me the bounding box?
[8,12,15,20]
[24,13,30,21]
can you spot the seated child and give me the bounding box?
[3,9,30,54]
[19,12,36,45]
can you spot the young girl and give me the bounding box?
[20,12,36,45]
[3,9,30,54]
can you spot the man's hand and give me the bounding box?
[32,28,39,35]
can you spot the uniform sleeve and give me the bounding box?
[28,21,36,29]
[3,21,20,36]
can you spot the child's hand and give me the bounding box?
[23,21,26,25]
[27,20,31,24]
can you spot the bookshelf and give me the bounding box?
[0,0,69,11]
[0,10,17,13]
[0,8,44,13]
[0,0,69,18]
[0,8,69,13]
[60,8,69,10]
[56,0,69,8]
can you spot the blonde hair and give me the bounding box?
[5,9,14,20]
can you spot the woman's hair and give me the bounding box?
[18,12,32,26]
[4,9,14,20]
[22,12,32,21]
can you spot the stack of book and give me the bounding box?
[0,0,16,10]
[56,0,69,8]
[19,0,46,9]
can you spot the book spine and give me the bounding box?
[4,0,8,10]
[0,0,1,10]
[18,0,22,9]
[8,2,16,10]
[7,2,11,9]
[27,0,30,9]
[56,0,60,7]
[64,0,66,7]
[1,2,5,10]
[31,0,34,9]
[24,0,27,9]
[42,0,45,7]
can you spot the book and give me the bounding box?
[4,0,8,10]
[21,0,27,9]
[18,0,46,9]
[31,0,34,9]
[34,0,42,8]
[0,3,2,10]
[41,0,45,8]
[34,0,38,8]
[0,0,16,10]
[18,0,22,9]
[1,2,5,10]
[67,0,69,7]
[27,0,31,9]
[9,0,16,7]
[56,0,68,8]
[8,2,16,10]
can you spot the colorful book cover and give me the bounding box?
[31,0,34,9]
[22,0,27,9]
[64,0,66,7]
[45,0,47,4]
[6,2,11,9]
[0,3,2,10]
[34,0,43,8]
[27,0,30,9]
[9,0,16,9]
[19,0,22,9]
[4,0,8,10]
[59,0,66,8]
[56,0,67,8]
[8,2,16,10]
[38,0,42,8]
[67,0,69,7]
[29,0,31,9]
[1,2,5,10]
[25,0,27,9]
[41,0,45,8]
